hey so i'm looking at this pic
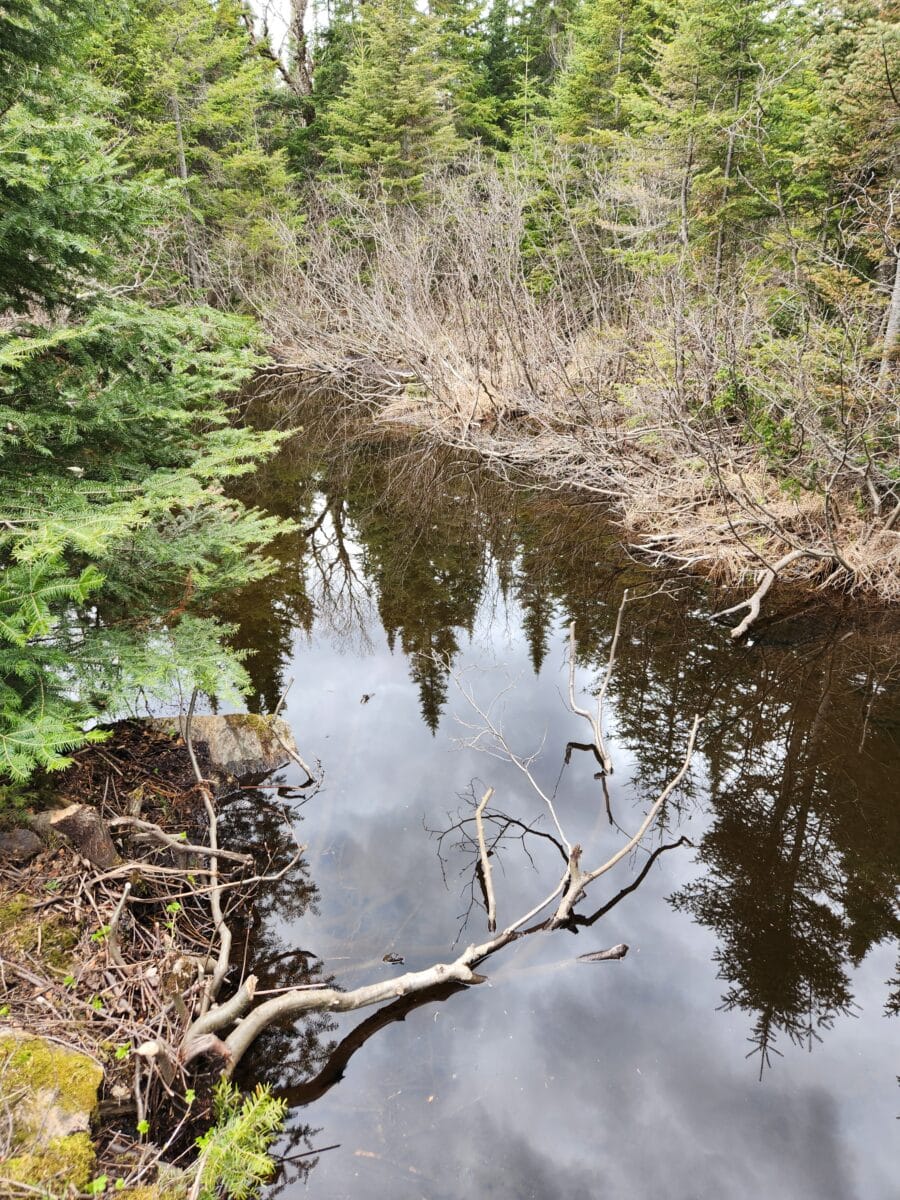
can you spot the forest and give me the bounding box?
[0,2,898,1197]
[1,0,897,779]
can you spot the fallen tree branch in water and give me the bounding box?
[578,944,628,962]
[551,715,701,929]
[474,786,497,932]
[711,549,830,638]
[178,711,699,1075]
[567,589,629,775]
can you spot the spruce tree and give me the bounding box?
[0,2,288,779]
[804,1,900,385]
[551,0,661,141]
[286,0,358,173]
[432,0,499,144]
[642,0,782,283]
[94,0,294,291]
[323,0,460,199]
[515,0,580,93]
[484,0,521,141]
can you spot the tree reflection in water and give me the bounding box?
[221,391,899,1187]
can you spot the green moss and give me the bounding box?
[0,894,27,933]
[0,892,79,971]
[3,1131,95,1191]
[118,1187,183,1200]
[0,1034,103,1123]
[117,1164,188,1200]
[237,712,277,749]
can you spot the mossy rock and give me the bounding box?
[150,713,298,784]
[115,1163,188,1200]
[2,1131,95,1193]
[118,1181,188,1200]
[0,1034,103,1193]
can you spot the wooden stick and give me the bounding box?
[474,787,496,932]
[107,817,252,865]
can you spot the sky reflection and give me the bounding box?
[226,402,899,1200]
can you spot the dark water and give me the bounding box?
[222,397,900,1200]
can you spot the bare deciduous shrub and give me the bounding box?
[240,150,899,624]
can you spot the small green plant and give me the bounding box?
[194,1079,287,1200]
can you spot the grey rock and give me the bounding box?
[0,827,43,865]
[155,713,298,784]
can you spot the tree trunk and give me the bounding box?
[877,248,900,391]
[714,76,744,297]
[679,73,699,248]
[288,0,314,97]
[170,91,201,290]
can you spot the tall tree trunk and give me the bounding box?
[713,77,743,297]
[613,20,624,126]
[289,0,314,97]
[876,248,900,391]
[679,72,699,248]
[170,91,201,290]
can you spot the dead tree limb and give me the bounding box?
[550,714,701,928]
[177,712,699,1076]
[454,676,572,856]
[474,787,497,932]
[107,817,253,865]
[567,589,629,775]
[184,690,231,1016]
[711,549,829,638]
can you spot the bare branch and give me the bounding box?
[474,787,497,932]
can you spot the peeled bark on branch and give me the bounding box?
[711,549,829,638]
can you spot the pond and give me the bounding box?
[221,394,899,1200]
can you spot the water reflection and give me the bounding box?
[223,394,900,1198]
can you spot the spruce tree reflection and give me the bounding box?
[667,632,900,1071]
[226,394,900,1082]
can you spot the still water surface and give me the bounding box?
[223,398,899,1199]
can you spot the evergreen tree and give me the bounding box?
[803,1,900,384]
[515,0,580,93]
[641,0,785,284]
[432,0,500,144]
[0,1,142,311]
[323,0,460,199]
[286,0,358,173]
[551,0,660,140]
[0,2,288,779]
[94,0,295,292]
[484,0,521,141]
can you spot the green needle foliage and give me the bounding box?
[0,1,291,781]
[322,0,460,200]
[195,1080,287,1200]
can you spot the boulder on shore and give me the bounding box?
[153,712,299,785]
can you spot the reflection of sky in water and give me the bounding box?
[243,564,898,1200]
